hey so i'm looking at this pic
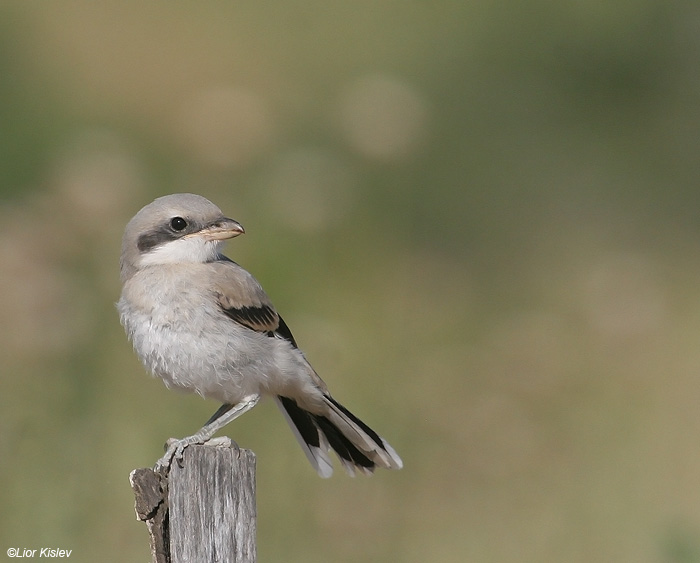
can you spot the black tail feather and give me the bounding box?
[312,413,375,469]
[277,395,381,475]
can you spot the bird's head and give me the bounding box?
[120,193,244,282]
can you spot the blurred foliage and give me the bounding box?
[2,1,700,562]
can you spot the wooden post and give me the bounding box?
[130,443,257,563]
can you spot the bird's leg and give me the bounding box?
[154,394,260,473]
[204,402,237,425]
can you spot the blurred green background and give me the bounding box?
[2,2,700,561]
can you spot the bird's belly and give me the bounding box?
[120,301,265,404]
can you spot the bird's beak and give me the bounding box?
[195,218,245,241]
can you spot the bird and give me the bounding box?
[117,193,403,477]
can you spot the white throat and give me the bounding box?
[139,236,222,267]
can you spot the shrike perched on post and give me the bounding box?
[118,193,402,477]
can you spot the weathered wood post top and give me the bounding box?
[130,442,257,563]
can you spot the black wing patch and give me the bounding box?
[220,302,279,333]
[216,288,299,347]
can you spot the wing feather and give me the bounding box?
[209,259,302,350]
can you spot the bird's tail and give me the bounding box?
[275,395,403,478]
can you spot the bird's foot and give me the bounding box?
[153,433,204,474]
[153,435,239,474]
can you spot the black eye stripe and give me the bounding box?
[137,217,196,252]
[137,226,178,252]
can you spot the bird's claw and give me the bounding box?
[153,437,195,474]
[152,435,238,474]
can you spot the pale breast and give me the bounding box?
[118,265,321,405]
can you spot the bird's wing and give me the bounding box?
[209,257,329,392]
[208,259,398,478]
[209,258,281,334]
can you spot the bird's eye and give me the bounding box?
[170,217,188,231]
